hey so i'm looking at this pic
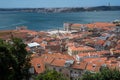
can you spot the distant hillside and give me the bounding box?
[86,6,120,11]
[0,6,120,13]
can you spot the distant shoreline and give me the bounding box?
[0,10,119,31]
[0,6,120,13]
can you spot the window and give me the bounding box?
[92,64,96,68]
[53,67,56,70]
[70,70,73,73]
[37,64,40,68]
[59,69,62,72]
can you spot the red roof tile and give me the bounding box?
[85,22,116,30]
[72,61,87,70]
[68,45,96,51]
[31,57,45,74]
[71,23,83,27]
[51,59,66,67]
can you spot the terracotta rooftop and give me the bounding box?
[85,22,116,29]
[41,53,74,60]
[95,39,105,45]
[51,59,66,67]
[31,57,45,74]
[113,50,120,54]
[84,57,107,63]
[0,30,28,40]
[18,29,38,35]
[68,45,96,51]
[115,44,120,49]
[72,61,87,70]
[86,63,100,72]
[32,38,43,43]
[106,59,120,70]
[71,23,83,27]
[85,57,106,72]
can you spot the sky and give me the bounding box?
[0,0,120,8]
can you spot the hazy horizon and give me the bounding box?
[0,0,120,8]
[0,5,120,9]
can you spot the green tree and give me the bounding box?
[80,68,120,80]
[0,38,31,80]
[35,70,68,80]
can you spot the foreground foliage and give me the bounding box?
[0,38,31,80]
[80,68,120,80]
[35,70,68,80]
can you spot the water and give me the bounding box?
[0,11,120,31]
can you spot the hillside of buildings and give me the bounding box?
[0,21,120,80]
[0,6,120,13]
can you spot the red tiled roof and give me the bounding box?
[44,57,55,64]
[115,45,120,49]
[86,60,105,72]
[18,29,38,35]
[32,38,43,43]
[84,57,107,63]
[31,57,45,74]
[69,45,96,51]
[51,59,66,67]
[85,22,116,30]
[86,63,98,72]
[71,23,83,27]
[106,59,120,69]
[113,50,120,54]
[72,61,87,70]
[95,39,105,45]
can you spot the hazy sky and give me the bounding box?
[0,0,120,8]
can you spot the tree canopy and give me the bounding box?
[35,70,68,80]
[80,68,120,80]
[0,38,31,80]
